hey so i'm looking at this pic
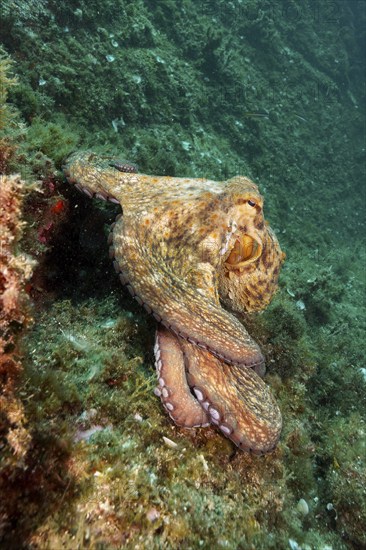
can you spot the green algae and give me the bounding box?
[0,0,365,548]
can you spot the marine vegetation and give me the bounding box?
[0,173,34,464]
[0,50,19,172]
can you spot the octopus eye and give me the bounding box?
[225,234,262,268]
[248,200,256,207]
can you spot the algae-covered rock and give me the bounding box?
[0,0,365,548]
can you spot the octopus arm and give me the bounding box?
[182,340,282,453]
[154,327,209,427]
[153,327,282,454]
[112,217,264,369]
[63,151,134,203]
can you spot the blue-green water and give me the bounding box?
[0,1,365,548]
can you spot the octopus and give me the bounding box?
[63,151,285,454]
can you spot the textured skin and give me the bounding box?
[63,151,285,453]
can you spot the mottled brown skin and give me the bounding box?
[63,151,285,453]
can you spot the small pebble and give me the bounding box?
[146,508,160,522]
[163,436,178,449]
[297,498,309,516]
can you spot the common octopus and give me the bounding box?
[63,151,285,454]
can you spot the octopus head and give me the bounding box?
[218,177,285,313]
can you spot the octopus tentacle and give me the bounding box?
[153,327,281,453]
[63,151,128,204]
[154,327,209,428]
[111,216,264,368]
[181,340,282,453]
